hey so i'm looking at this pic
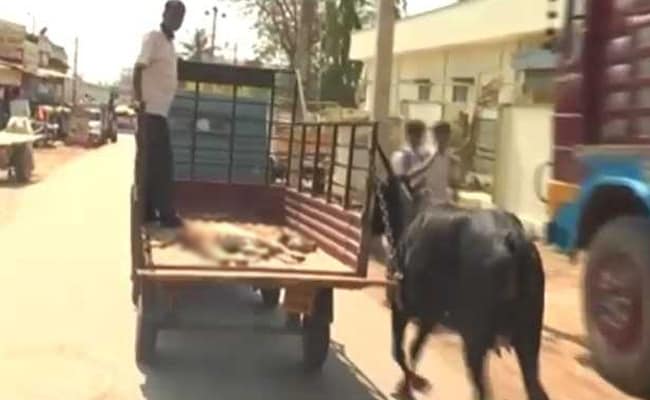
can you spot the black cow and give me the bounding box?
[372,146,548,400]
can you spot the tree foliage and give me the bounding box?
[320,0,406,106]
[181,29,211,61]
[241,0,407,106]
[241,0,319,66]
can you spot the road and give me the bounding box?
[0,136,636,400]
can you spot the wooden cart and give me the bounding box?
[131,61,388,370]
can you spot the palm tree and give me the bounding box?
[181,29,210,61]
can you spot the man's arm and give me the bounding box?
[133,65,144,104]
[133,32,155,109]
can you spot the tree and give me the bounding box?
[241,0,406,105]
[319,0,406,107]
[181,29,210,61]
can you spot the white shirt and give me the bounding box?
[136,30,178,117]
[390,146,432,176]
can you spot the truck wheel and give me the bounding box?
[260,288,280,307]
[13,145,33,183]
[585,216,650,397]
[301,289,332,372]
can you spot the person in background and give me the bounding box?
[390,119,432,178]
[133,0,186,228]
[408,121,458,207]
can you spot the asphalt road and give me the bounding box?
[0,136,636,400]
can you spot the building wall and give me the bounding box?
[362,37,542,119]
[493,105,553,236]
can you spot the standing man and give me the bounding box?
[390,119,432,178]
[408,121,458,207]
[133,0,186,227]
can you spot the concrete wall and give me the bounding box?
[493,105,553,236]
[362,38,537,119]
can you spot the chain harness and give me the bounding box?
[374,176,405,308]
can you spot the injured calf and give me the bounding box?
[148,217,317,266]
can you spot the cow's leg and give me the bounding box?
[407,318,436,393]
[462,335,489,400]
[391,307,413,399]
[514,333,549,400]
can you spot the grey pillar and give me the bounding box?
[370,0,395,137]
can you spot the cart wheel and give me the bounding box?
[131,185,144,306]
[12,145,33,183]
[585,216,650,398]
[302,316,330,372]
[131,279,141,307]
[301,289,332,372]
[135,294,158,366]
[260,288,281,307]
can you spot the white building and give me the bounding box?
[350,0,566,235]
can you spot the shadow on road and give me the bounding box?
[138,285,389,400]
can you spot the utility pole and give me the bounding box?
[210,6,218,59]
[371,0,395,139]
[72,37,79,108]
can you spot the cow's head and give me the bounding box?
[371,144,415,242]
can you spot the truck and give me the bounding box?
[546,0,650,397]
[131,61,388,370]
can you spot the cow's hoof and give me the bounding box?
[393,379,415,400]
[411,374,432,393]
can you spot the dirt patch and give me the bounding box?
[0,142,87,224]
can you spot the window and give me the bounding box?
[524,69,556,103]
[452,77,474,103]
[414,79,432,101]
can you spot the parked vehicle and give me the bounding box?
[115,105,136,133]
[83,105,116,145]
[0,100,42,182]
[131,62,387,370]
[545,1,650,397]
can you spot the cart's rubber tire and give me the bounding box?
[111,135,118,143]
[13,145,32,183]
[585,216,650,398]
[130,185,144,306]
[135,294,158,366]
[302,315,330,372]
[131,282,140,307]
[260,288,281,307]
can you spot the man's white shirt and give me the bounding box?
[136,30,178,117]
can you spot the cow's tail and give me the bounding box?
[503,226,546,350]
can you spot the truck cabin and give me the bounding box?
[553,0,650,249]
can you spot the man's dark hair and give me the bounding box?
[405,119,426,136]
[165,0,186,13]
[433,121,451,135]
